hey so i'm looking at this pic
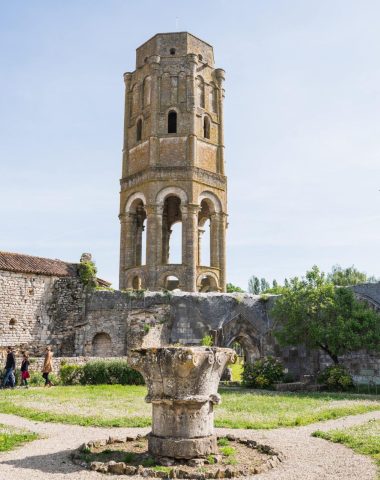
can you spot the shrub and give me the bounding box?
[79,360,144,386]
[60,364,83,385]
[242,356,284,388]
[200,335,213,347]
[78,260,97,287]
[317,365,354,391]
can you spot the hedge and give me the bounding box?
[60,360,144,386]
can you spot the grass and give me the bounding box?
[0,385,378,430]
[230,362,243,381]
[0,424,38,452]
[313,420,380,476]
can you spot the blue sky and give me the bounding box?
[1,1,379,289]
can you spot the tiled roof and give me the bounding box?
[0,251,78,277]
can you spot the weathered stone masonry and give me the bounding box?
[1,261,379,383]
[119,32,227,293]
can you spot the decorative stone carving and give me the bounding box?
[128,346,236,459]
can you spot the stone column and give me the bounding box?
[182,204,199,291]
[122,73,132,178]
[135,224,144,266]
[119,212,135,289]
[145,205,157,267]
[215,68,226,175]
[197,227,205,266]
[128,347,237,460]
[210,214,219,269]
[218,213,228,292]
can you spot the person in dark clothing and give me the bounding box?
[2,346,16,388]
[20,351,30,388]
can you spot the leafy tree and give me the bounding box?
[271,266,380,364]
[328,264,378,286]
[248,276,261,294]
[260,278,270,292]
[226,283,245,293]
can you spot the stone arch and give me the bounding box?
[220,315,262,363]
[124,192,147,267]
[126,270,147,289]
[156,186,188,206]
[125,192,147,213]
[92,332,112,357]
[159,271,181,290]
[197,271,219,292]
[168,110,177,134]
[198,191,222,214]
[136,117,143,141]
[203,114,211,139]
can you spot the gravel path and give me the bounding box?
[0,410,379,480]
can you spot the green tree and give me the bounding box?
[226,283,245,293]
[248,276,261,294]
[260,278,270,292]
[328,264,378,286]
[271,266,380,364]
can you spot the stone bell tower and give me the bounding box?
[119,32,227,292]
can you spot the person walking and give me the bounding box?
[42,346,53,387]
[20,352,30,388]
[2,346,16,389]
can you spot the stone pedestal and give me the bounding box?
[128,347,236,459]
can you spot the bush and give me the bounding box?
[317,365,354,391]
[59,360,144,386]
[60,364,83,385]
[78,260,97,287]
[242,356,284,388]
[200,335,213,347]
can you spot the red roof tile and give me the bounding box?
[0,251,77,277]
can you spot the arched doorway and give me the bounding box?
[92,333,112,357]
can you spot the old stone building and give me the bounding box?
[1,32,379,385]
[119,32,227,293]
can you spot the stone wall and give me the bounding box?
[1,270,379,383]
[0,270,57,356]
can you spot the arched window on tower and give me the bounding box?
[168,110,177,134]
[136,118,142,141]
[203,116,210,139]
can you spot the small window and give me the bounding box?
[9,319,16,327]
[136,118,142,141]
[198,54,203,62]
[168,110,177,134]
[203,116,210,139]
[170,48,176,55]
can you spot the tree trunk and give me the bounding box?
[317,343,339,365]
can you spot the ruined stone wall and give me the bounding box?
[1,273,379,383]
[0,270,57,356]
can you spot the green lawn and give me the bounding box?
[0,424,38,452]
[313,420,380,477]
[0,385,378,430]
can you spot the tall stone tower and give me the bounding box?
[119,32,227,292]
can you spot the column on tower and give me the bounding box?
[119,212,135,289]
[182,204,199,291]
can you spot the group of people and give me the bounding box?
[1,346,54,389]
